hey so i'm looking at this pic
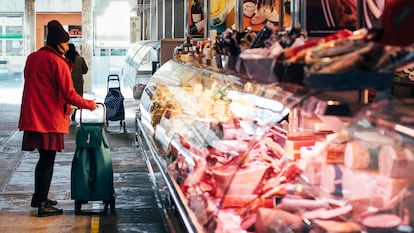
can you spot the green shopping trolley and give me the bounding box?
[71,103,115,215]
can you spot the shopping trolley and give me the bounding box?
[71,103,115,215]
[104,74,126,133]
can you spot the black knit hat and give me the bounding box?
[46,20,69,46]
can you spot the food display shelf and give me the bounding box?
[135,59,414,233]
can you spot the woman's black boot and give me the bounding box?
[31,196,58,207]
[38,202,63,217]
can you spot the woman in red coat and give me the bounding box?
[18,20,97,217]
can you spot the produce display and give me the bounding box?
[137,55,414,232]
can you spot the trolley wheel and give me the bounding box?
[110,196,116,211]
[103,201,109,215]
[119,121,126,133]
[75,200,83,215]
[123,121,127,133]
[103,197,115,214]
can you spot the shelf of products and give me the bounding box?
[134,57,414,233]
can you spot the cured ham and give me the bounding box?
[255,208,305,233]
[313,219,362,233]
[378,145,414,178]
[301,204,353,220]
[344,141,371,169]
[278,197,330,212]
[212,162,270,196]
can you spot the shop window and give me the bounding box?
[6,25,23,38]
[110,48,127,56]
[6,40,23,56]
[100,48,109,56]
[0,16,23,56]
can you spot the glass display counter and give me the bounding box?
[123,40,160,99]
[135,59,414,233]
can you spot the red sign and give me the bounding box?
[68,25,82,36]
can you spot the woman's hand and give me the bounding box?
[89,98,97,111]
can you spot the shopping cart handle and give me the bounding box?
[79,102,106,125]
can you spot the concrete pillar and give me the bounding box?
[82,0,93,93]
[24,0,36,54]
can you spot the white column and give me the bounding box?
[24,0,36,54]
[82,0,93,93]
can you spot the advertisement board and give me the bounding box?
[242,0,291,32]
[188,0,235,36]
[305,0,358,37]
[188,0,292,36]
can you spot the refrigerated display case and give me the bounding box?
[135,58,414,233]
[122,40,160,99]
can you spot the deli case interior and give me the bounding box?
[134,59,414,233]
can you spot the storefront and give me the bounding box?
[0,14,24,80]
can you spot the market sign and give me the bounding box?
[68,25,82,36]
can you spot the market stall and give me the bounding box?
[134,1,414,232]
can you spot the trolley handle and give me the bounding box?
[79,102,106,125]
[107,74,120,81]
[107,74,121,92]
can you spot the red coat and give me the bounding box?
[18,46,95,134]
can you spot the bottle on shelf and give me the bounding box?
[284,0,291,14]
[190,0,203,35]
[182,36,192,54]
[191,0,203,24]
[250,21,275,49]
[241,27,256,49]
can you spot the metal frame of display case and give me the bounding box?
[135,116,202,233]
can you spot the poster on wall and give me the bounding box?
[242,0,291,32]
[188,0,292,36]
[305,0,357,37]
[188,0,235,36]
[188,0,204,36]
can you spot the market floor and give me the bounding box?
[0,83,170,233]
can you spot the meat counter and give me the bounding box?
[135,59,414,233]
